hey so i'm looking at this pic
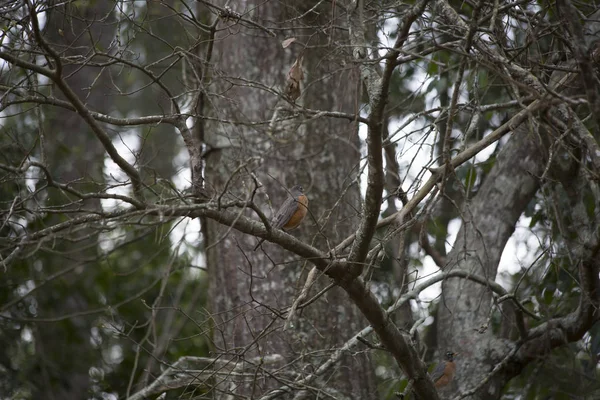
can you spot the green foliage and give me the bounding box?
[0,2,209,398]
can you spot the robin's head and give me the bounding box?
[290,185,304,195]
[444,351,457,361]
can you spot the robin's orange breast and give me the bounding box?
[434,361,456,388]
[282,194,308,230]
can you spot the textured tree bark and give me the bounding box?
[433,4,600,398]
[436,123,547,399]
[203,1,376,398]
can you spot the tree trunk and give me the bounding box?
[203,1,376,398]
[436,123,547,398]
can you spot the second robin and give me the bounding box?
[254,185,308,251]
[430,351,458,388]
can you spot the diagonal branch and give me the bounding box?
[346,0,432,279]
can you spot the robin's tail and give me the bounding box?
[253,238,265,251]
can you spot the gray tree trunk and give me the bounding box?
[436,124,546,398]
[434,5,600,398]
[203,1,376,398]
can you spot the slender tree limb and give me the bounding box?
[0,89,179,126]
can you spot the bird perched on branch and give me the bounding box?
[254,185,308,251]
[431,351,458,388]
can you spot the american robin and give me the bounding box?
[253,185,308,251]
[430,351,458,388]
